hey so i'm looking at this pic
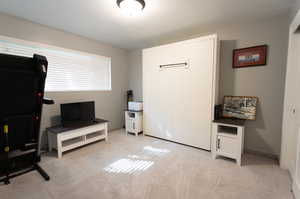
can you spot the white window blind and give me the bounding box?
[0,38,111,92]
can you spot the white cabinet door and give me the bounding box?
[126,119,135,132]
[143,35,218,150]
[125,112,134,133]
[217,135,238,159]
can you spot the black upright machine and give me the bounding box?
[0,53,54,184]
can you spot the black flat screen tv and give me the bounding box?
[60,101,95,127]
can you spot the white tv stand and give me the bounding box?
[47,119,108,158]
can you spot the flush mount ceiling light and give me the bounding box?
[117,0,146,16]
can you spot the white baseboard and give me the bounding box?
[293,181,300,199]
[244,149,278,160]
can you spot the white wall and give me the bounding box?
[290,0,300,22]
[0,13,129,147]
[128,16,289,157]
[128,50,143,101]
[281,8,300,181]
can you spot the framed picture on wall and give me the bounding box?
[233,45,268,68]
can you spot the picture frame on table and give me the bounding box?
[223,96,258,120]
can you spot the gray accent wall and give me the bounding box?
[128,16,289,157]
[128,50,143,101]
[0,13,129,148]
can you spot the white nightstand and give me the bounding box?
[212,119,245,166]
[125,110,143,136]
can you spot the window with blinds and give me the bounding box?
[0,38,111,92]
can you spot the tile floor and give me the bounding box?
[0,129,294,199]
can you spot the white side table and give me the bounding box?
[125,110,143,136]
[212,119,245,166]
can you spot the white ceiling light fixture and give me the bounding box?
[117,0,146,16]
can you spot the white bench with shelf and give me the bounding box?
[47,119,108,158]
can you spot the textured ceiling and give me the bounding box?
[0,0,294,49]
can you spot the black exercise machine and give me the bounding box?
[0,53,54,184]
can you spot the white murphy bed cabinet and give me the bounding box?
[143,34,219,150]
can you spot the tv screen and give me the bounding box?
[60,101,95,126]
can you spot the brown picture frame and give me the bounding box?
[233,45,268,68]
[223,96,258,120]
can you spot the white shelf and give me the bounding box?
[62,136,85,147]
[62,140,86,152]
[218,132,237,139]
[86,131,105,139]
[86,134,106,144]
